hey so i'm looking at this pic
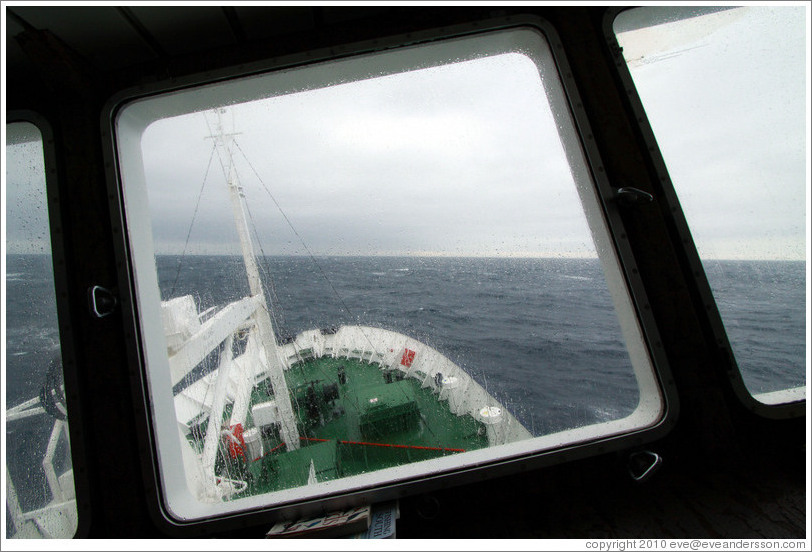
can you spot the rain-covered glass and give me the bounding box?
[614,7,807,404]
[5,122,77,538]
[115,26,664,521]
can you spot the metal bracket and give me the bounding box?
[88,285,118,318]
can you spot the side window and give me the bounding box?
[112,24,667,524]
[613,7,807,406]
[5,121,78,538]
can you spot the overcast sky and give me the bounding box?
[615,6,807,261]
[5,125,49,256]
[140,50,593,258]
[6,6,809,260]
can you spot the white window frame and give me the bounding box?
[104,17,675,528]
[5,112,86,538]
[606,7,807,418]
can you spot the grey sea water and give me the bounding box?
[158,255,640,436]
[4,254,807,518]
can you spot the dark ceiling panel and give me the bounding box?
[129,6,236,56]
[10,6,157,70]
[232,6,316,41]
[5,14,30,84]
[321,6,394,24]
[6,10,26,35]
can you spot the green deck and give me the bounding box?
[209,356,489,496]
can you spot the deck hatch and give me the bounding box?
[358,381,420,438]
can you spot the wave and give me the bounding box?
[6,327,61,353]
[9,255,803,440]
[560,275,592,281]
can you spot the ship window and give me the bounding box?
[5,121,78,538]
[112,24,666,524]
[614,7,807,406]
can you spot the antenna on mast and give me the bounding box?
[206,108,301,451]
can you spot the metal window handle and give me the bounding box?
[88,285,118,318]
[615,187,655,205]
[628,450,662,482]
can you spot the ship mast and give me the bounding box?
[208,108,300,451]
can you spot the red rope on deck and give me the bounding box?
[268,442,287,453]
[300,437,330,443]
[250,441,287,462]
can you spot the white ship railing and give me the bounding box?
[165,293,273,502]
[165,293,532,504]
[5,415,77,538]
[279,325,532,446]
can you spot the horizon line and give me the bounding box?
[5,251,808,262]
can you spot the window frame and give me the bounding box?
[603,7,807,419]
[100,15,679,534]
[5,111,90,539]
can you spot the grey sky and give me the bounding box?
[6,6,808,260]
[615,6,807,261]
[5,125,50,255]
[141,51,593,257]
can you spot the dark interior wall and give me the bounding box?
[6,6,806,538]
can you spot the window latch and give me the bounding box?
[614,187,654,206]
[88,285,118,318]
[627,450,662,483]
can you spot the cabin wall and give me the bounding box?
[5,6,806,538]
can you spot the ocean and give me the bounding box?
[4,254,807,517]
[157,255,642,436]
